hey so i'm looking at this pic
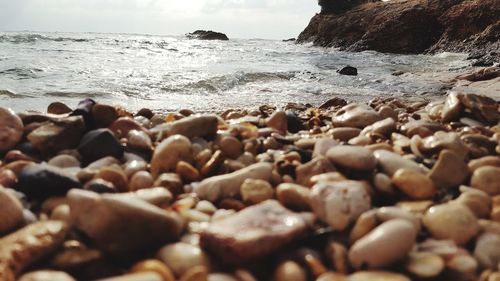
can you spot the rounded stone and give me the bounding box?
[326,146,376,172]
[404,252,445,278]
[310,181,371,231]
[348,219,417,269]
[240,178,274,205]
[96,166,128,192]
[157,242,210,277]
[267,111,288,133]
[128,130,152,151]
[471,166,500,196]
[47,102,72,115]
[176,161,200,182]
[92,103,119,128]
[348,271,411,281]
[392,169,436,200]
[429,150,469,189]
[273,261,307,281]
[468,156,500,172]
[0,186,24,234]
[473,232,500,269]
[131,259,175,281]
[48,154,81,168]
[129,171,154,191]
[0,107,23,153]
[332,104,382,128]
[373,150,426,177]
[219,136,243,159]
[151,135,193,178]
[109,117,145,139]
[276,183,311,211]
[18,271,76,281]
[422,203,479,245]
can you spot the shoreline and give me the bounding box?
[0,88,499,280]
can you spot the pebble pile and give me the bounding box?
[0,92,499,281]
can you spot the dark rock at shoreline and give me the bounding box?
[17,163,82,199]
[187,30,229,41]
[337,66,358,76]
[299,0,499,63]
[282,38,296,42]
[78,129,124,165]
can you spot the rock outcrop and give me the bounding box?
[186,30,229,41]
[298,0,499,65]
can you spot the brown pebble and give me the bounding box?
[18,270,76,281]
[151,135,193,178]
[92,103,119,128]
[423,202,479,245]
[429,149,469,189]
[273,261,307,281]
[0,107,24,153]
[178,266,208,281]
[96,166,128,192]
[404,252,445,278]
[220,136,243,159]
[0,186,24,234]
[47,102,72,115]
[131,259,175,281]
[129,171,154,191]
[176,161,200,182]
[326,145,376,172]
[392,169,436,200]
[276,183,311,211]
[471,166,500,196]
[240,178,274,205]
[348,271,411,281]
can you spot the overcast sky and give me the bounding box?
[0,0,319,39]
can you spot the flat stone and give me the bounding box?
[392,169,436,200]
[266,111,287,133]
[17,163,82,199]
[92,103,118,128]
[348,271,411,281]
[373,150,426,177]
[47,102,72,115]
[48,154,80,168]
[18,270,76,281]
[109,117,145,139]
[240,178,274,205]
[349,219,417,269]
[457,93,499,125]
[429,150,469,189]
[78,129,124,165]
[468,156,500,172]
[360,118,397,137]
[332,104,381,128]
[0,107,24,153]
[420,132,469,160]
[313,138,339,158]
[68,189,184,256]
[330,127,361,142]
[326,145,376,172]
[276,183,311,211]
[471,166,500,196]
[310,180,371,231]
[151,115,218,140]
[422,202,479,245]
[200,200,307,264]
[127,130,152,151]
[27,116,85,155]
[404,252,445,279]
[195,162,273,202]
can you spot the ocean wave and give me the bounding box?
[162,71,296,93]
[0,34,90,44]
[0,90,32,98]
[0,67,45,79]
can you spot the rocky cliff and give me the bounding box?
[298,0,499,65]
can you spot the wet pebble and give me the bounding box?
[422,202,479,245]
[471,166,500,196]
[151,135,193,177]
[332,104,382,128]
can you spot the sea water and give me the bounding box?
[0,31,470,112]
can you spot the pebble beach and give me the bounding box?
[0,88,500,281]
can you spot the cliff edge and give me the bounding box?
[297,0,499,65]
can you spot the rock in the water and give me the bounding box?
[337,66,358,76]
[194,162,273,202]
[0,186,24,234]
[0,107,24,153]
[326,145,376,172]
[349,219,417,269]
[422,202,479,245]
[68,189,184,256]
[332,104,381,128]
[470,166,500,196]
[187,30,229,40]
[17,163,82,199]
[310,180,371,231]
[150,135,193,178]
[78,128,124,165]
[200,200,307,264]
[27,116,86,155]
